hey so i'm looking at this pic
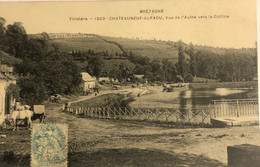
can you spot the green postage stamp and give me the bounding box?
[31,124,68,167]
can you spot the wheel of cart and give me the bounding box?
[32,105,46,123]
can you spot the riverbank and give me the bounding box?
[189,81,258,89]
[70,93,135,108]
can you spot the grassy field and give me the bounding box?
[103,36,179,63]
[52,34,181,63]
[53,36,122,53]
[70,93,134,108]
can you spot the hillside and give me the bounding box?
[49,34,123,54]
[49,34,180,62]
[103,36,179,62]
[40,33,256,64]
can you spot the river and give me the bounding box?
[130,87,257,110]
[176,88,257,110]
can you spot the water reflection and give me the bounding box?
[215,88,245,96]
[177,88,255,111]
[179,91,187,118]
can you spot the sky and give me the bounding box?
[0,0,257,48]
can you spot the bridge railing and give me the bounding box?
[65,107,212,124]
[212,99,258,118]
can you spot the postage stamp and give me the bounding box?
[31,124,68,167]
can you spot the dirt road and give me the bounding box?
[1,94,260,167]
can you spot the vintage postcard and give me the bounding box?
[0,0,258,166]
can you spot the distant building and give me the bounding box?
[0,62,16,119]
[48,33,92,39]
[81,72,96,92]
[99,77,111,84]
[133,74,147,83]
[134,74,145,79]
[99,77,118,84]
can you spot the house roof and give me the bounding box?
[99,77,110,81]
[0,62,15,81]
[5,74,16,80]
[0,73,16,80]
[81,72,96,82]
[134,74,144,79]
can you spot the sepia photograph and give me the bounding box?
[0,0,259,166]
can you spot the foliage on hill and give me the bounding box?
[48,33,257,83]
[0,17,82,105]
[195,49,257,82]
[71,49,178,83]
[65,35,257,83]
[0,50,22,66]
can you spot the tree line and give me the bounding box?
[70,40,257,84]
[0,17,82,105]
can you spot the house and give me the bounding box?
[0,62,16,120]
[81,72,96,92]
[99,77,118,84]
[133,74,147,83]
[99,77,110,83]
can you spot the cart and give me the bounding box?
[32,105,46,123]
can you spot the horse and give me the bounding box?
[8,109,34,131]
[14,102,31,111]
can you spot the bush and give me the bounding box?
[17,77,49,105]
[184,73,193,83]
[6,83,20,99]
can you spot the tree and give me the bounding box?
[6,83,21,100]
[162,58,177,82]
[18,76,48,105]
[0,17,6,45]
[5,22,28,58]
[151,59,162,74]
[188,43,197,77]
[176,42,188,82]
[87,55,105,81]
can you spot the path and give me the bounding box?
[45,95,260,167]
[1,93,260,167]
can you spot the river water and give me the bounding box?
[176,88,257,110]
[129,86,257,111]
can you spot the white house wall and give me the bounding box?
[83,82,96,91]
[0,81,6,119]
[0,80,16,119]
